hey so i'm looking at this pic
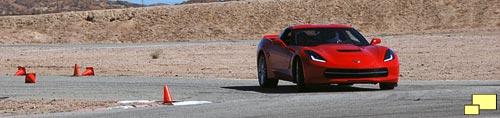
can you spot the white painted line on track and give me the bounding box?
[172,101,213,106]
[107,106,135,110]
[117,100,157,104]
[103,100,213,110]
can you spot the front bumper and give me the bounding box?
[301,61,399,84]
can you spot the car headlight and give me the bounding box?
[384,49,395,62]
[305,50,326,63]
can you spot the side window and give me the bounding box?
[279,28,291,40]
[279,28,294,45]
[287,31,296,45]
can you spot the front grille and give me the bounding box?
[324,68,388,78]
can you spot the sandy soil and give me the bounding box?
[1,29,499,80]
[1,28,499,117]
[0,99,116,116]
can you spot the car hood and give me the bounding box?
[303,44,384,66]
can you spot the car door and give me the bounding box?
[268,28,295,80]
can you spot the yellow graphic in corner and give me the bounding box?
[465,94,497,115]
[472,94,497,110]
[464,105,480,115]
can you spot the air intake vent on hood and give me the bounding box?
[337,50,361,52]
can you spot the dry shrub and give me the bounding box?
[150,50,163,59]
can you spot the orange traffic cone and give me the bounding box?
[82,67,94,76]
[25,73,36,83]
[14,66,26,76]
[164,85,173,104]
[73,64,81,77]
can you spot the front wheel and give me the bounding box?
[294,58,308,92]
[258,55,278,88]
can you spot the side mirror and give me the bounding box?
[370,38,382,46]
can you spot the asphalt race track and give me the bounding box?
[1,75,499,118]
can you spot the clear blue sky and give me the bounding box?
[123,0,188,5]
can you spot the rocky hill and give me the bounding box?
[0,0,141,16]
[182,0,240,4]
[0,0,499,44]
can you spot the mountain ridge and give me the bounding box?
[0,0,498,44]
[0,0,142,16]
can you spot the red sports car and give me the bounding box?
[256,24,399,91]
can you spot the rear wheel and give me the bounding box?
[294,58,308,92]
[258,55,278,88]
[379,83,397,90]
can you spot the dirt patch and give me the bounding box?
[0,0,499,44]
[1,29,499,80]
[0,99,116,116]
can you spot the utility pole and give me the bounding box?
[142,0,144,7]
[76,0,80,10]
[55,0,57,13]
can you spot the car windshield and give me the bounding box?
[292,28,369,46]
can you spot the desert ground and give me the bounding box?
[0,99,116,116]
[1,29,500,81]
[3,29,500,116]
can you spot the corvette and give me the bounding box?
[256,24,399,91]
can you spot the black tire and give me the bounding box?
[258,55,278,88]
[379,83,397,90]
[294,58,308,92]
